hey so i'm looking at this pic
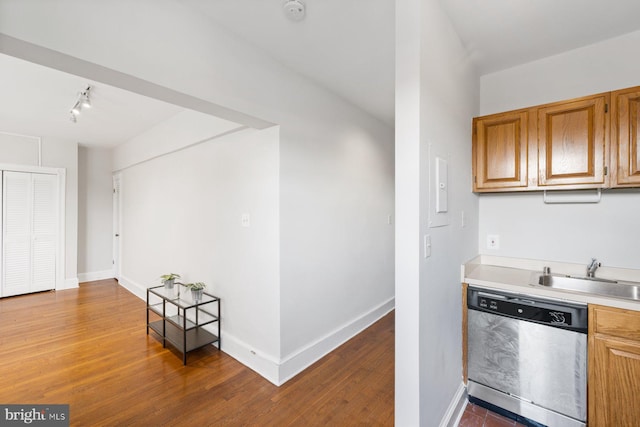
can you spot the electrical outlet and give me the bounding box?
[241,213,251,227]
[487,234,500,250]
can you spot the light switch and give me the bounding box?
[424,234,431,258]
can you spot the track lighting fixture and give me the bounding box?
[80,89,91,108]
[69,85,92,123]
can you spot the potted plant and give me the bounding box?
[184,282,206,303]
[160,273,181,290]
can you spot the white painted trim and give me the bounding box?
[117,275,147,300]
[0,163,59,175]
[78,270,114,283]
[214,299,395,386]
[277,297,395,385]
[59,277,79,290]
[221,332,280,386]
[439,382,468,427]
[112,173,121,281]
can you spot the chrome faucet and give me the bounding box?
[587,258,601,278]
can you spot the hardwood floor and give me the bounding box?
[0,280,394,426]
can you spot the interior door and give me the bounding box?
[31,173,58,292]
[2,171,58,297]
[3,171,32,297]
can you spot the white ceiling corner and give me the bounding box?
[439,0,640,74]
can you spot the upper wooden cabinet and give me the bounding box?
[537,94,609,188]
[472,110,529,191]
[473,90,618,192]
[611,87,640,186]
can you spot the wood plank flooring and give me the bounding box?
[0,280,394,426]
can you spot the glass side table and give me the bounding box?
[146,284,220,365]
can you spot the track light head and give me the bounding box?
[80,86,91,108]
[71,102,81,116]
[69,84,92,123]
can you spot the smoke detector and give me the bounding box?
[283,0,305,21]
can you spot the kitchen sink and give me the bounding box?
[531,272,640,302]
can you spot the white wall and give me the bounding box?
[78,146,113,281]
[479,190,640,269]
[480,30,640,116]
[396,0,479,424]
[478,30,640,270]
[0,132,39,165]
[0,0,395,385]
[278,106,395,372]
[118,126,281,374]
[40,138,78,286]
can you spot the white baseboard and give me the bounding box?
[277,297,395,385]
[221,332,281,385]
[439,382,468,427]
[58,277,79,290]
[222,297,395,386]
[117,275,147,300]
[119,273,394,387]
[78,270,114,283]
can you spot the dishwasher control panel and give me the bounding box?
[468,286,588,333]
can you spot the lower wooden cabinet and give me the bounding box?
[588,304,640,426]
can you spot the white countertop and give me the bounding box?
[463,256,640,311]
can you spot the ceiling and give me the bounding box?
[3,0,640,147]
[178,0,396,126]
[439,0,640,74]
[0,53,183,148]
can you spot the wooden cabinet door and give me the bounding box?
[590,335,640,426]
[473,110,528,191]
[537,94,609,187]
[589,305,640,426]
[612,87,640,186]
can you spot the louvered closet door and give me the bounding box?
[3,172,31,297]
[31,174,57,292]
[2,171,57,297]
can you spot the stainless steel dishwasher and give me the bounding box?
[467,286,588,427]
